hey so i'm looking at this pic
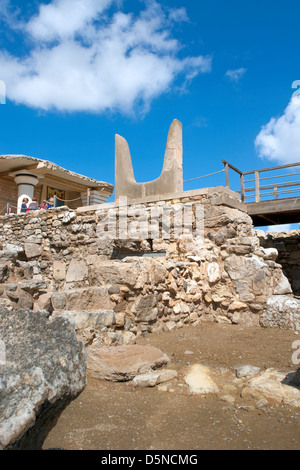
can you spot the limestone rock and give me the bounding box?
[24,242,42,259]
[207,262,220,284]
[130,369,178,388]
[63,287,113,311]
[234,365,261,379]
[86,344,170,381]
[18,279,47,293]
[261,247,278,261]
[273,272,293,295]
[66,259,88,283]
[52,261,66,281]
[184,364,219,394]
[0,244,24,261]
[50,291,66,310]
[246,368,300,407]
[224,254,267,281]
[0,308,86,450]
[261,296,300,330]
[53,309,115,331]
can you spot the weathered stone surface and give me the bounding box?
[261,296,300,329]
[86,344,170,381]
[184,364,219,394]
[0,308,86,450]
[66,259,88,283]
[0,264,8,283]
[207,262,220,284]
[131,294,158,322]
[234,365,261,379]
[130,369,178,388]
[246,368,300,407]
[24,243,42,259]
[50,291,66,310]
[16,290,33,310]
[88,259,140,288]
[53,310,115,331]
[273,272,293,295]
[63,287,113,311]
[18,279,47,293]
[52,261,66,281]
[0,244,24,260]
[224,254,267,281]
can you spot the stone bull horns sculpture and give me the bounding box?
[115,119,183,200]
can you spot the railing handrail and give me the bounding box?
[222,159,300,176]
[243,161,300,175]
[222,159,300,203]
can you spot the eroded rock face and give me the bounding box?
[86,344,170,381]
[0,308,86,450]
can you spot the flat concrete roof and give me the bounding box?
[0,155,114,194]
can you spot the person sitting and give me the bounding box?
[46,197,54,210]
[26,197,40,212]
[40,200,47,209]
[20,198,29,213]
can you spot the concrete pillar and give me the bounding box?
[12,171,39,213]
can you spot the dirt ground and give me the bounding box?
[44,322,300,451]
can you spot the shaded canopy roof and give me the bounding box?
[0,155,114,195]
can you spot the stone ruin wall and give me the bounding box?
[0,187,300,348]
[258,230,300,297]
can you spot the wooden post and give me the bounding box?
[224,162,230,188]
[274,187,278,200]
[255,171,260,203]
[240,174,245,203]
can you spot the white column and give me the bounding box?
[12,171,39,213]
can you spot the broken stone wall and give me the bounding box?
[0,187,299,347]
[257,230,300,297]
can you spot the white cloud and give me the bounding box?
[255,96,300,164]
[265,224,294,233]
[26,0,112,42]
[225,67,247,83]
[0,0,212,115]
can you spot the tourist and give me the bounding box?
[5,207,14,216]
[40,200,47,209]
[26,197,40,212]
[20,198,29,213]
[46,197,54,210]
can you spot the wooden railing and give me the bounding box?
[222,160,300,203]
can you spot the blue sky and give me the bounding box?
[0,0,299,229]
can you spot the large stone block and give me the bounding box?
[0,308,86,450]
[66,259,88,283]
[63,286,113,311]
[52,261,66,281]
[86,344,170,381]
